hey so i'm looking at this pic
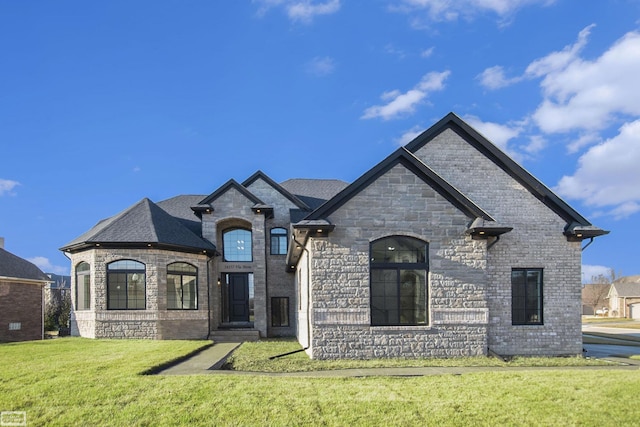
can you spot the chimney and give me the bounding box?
[0,237,4,249]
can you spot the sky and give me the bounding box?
[1,0,639,283]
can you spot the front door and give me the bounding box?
[228,273,250,322]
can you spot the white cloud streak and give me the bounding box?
[0,179,20,196]
[393,0,556,25]
[254,0,341,23]
[27,256,69,275]
[361,71,450,120]
[305,56,336,76]
[582,264,613,284]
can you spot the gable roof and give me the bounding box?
[404,112,597,228]
[0,248,50,283]
[198,179,265,206]
[305,147,494,222]
[610,276,640,297]
[60,198,216,254]
[242,171,311,210]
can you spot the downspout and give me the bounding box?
[292,235,312,351]
[206,257,211,340]
[264,215,269,336]
[581,237,595,251]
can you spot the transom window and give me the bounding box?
[167,262,198,310]
[107,260,146,310]
[270,228,288,255]
[370,236,428,326]
[75,262,91,310]
[511,268,543,325]
[223,228,252,262]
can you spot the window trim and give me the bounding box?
[106,259,146,310]
[370,236,429,327]
[75,261,91,311]
[511,268,544,326]
[167,262,198,310]
[270,227,288,255]
[222,228,253,262]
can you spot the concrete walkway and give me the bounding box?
[156,339,640,377]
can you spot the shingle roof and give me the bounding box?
[157,195,206,236]
[0,248,50,282]
[60,198,216,254]
[611,276,640,297]
[280,178,349,209]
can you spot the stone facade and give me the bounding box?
[63,113,603,358]
[300,165,490,359]
[414,128,583,356]
[69,248,210,339]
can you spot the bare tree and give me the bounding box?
[582,269,618,315]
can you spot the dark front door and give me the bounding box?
[228,273,250,322]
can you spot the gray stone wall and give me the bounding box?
[306,164,489,359]
[414,128,583,356]
[202,187,268,336]
[246,178,298,336]
[68,248,210,339]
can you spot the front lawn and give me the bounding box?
[0,338,638,426]
[225,338,609,372]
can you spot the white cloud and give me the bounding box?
[361,71,450,120]
[392,0,556,25]
[27,256,69,275]
[521,134,546,154]
[305,56,336,76]
[395,125,425,146]
[421,47,435,58]
[555,120,640,218]
[255,0,341,23]
[463,115,522,155]
[477,65,521,89]
[0,179,20,196]
[529,27,640,134]
[582,264,613,284]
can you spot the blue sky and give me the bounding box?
[1,0,639,282]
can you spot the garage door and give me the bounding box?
[630,303,640,319]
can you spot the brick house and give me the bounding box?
[0,239,51,342]
[61,113,608,358]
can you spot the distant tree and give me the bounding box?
[583,269,619,315]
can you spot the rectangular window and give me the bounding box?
[76,274,91,310]
[271,297,289,327]
[9,322,21,331]
[511,268,543,325]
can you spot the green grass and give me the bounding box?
[225,338,610,372]
[1,338,638,426]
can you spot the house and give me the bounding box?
[607,276,640,319]
[0,238,51,342]
[60,113,608,359]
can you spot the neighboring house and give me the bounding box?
[581,283,611,316]
[0,239,51,342]
[60,113,608,359]
[607,276,640,319]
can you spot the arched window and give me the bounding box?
[167,262,198,310]
[107,260,146,310]
[223,228,252,262]
[270,227,288,255]
[75,262,91,310]
[370,236,428,326]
